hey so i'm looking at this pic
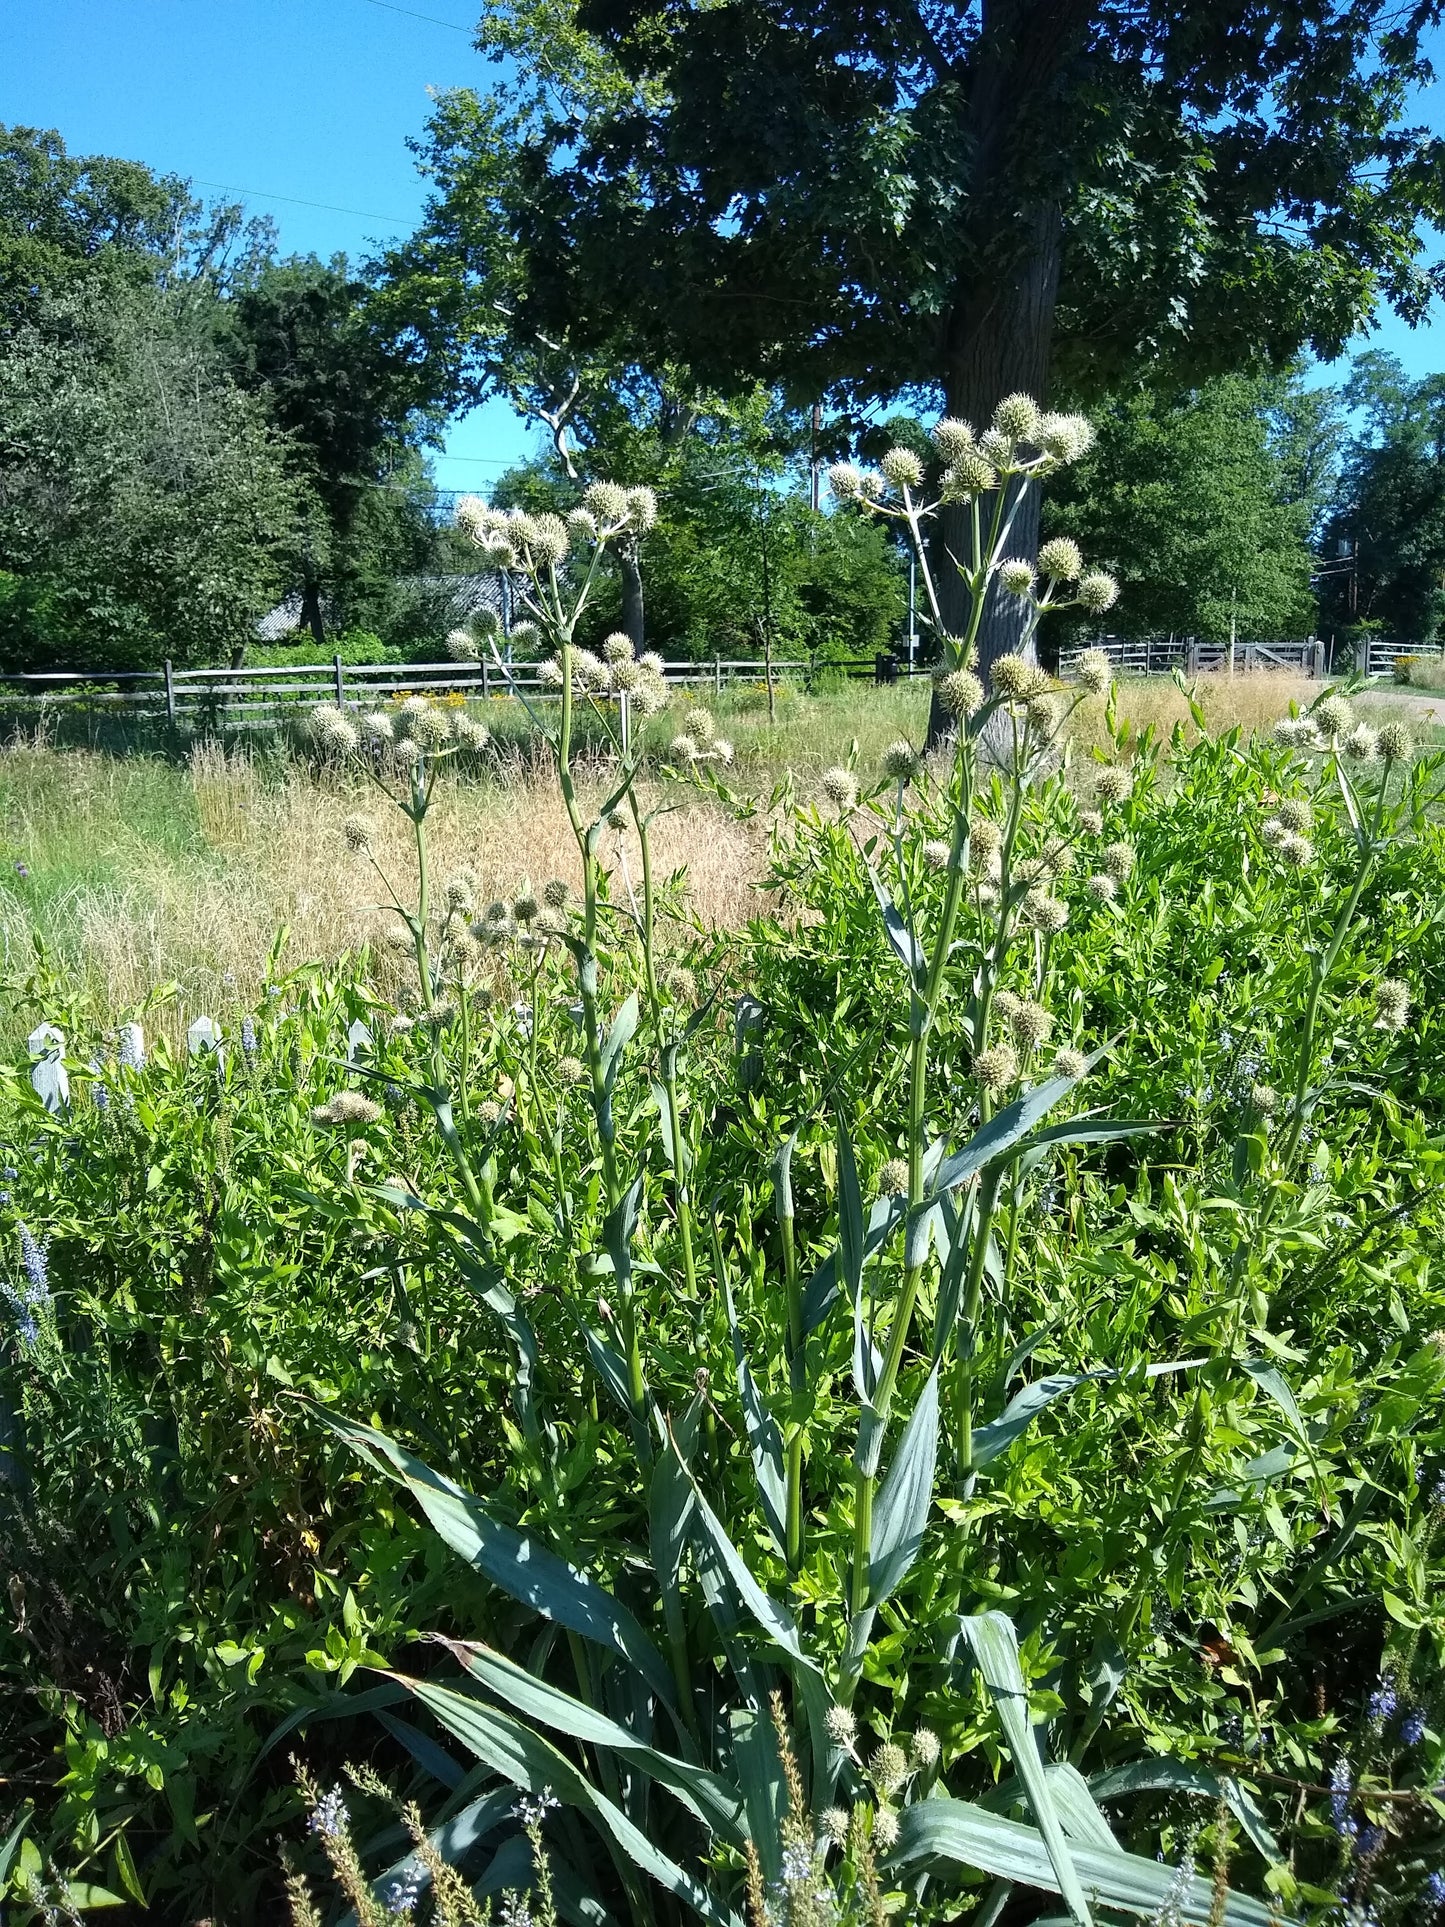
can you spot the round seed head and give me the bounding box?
[824,1705,857,1747]
[872,1743,908,1798]
[1000,558,1035,598]
[1260,815,1288,849]
[1038,536,1084,582]
[873,1809,901,1852]
[931,417,977,464]
[1077,570,1120,615]
[941,448,997,499]
[411,704,453,751]
[993,989,1022,1024]
[882,738,920,781]
[991,653,1037,700]
[1343,723,1379,762]
[313,1091,383,1128]
[1277,797,1312,833]
[979,426,1014,468]
[910,1728,941,1770]
[446,627,480,662]
[1379,719,1413,761]
[1013,999,1053,1047]
[1252,1083,1279,1116]
[923,838,951,870]
[992,392,1042,443]
[1054,1047,1087,1080]
[512,886,539,924]
[819,1808,850,1846]
[938,668,984,719]
[683,705,717,747]
[820,766,858,810]
[625,486,659,533]
[1314,694,1354,739]
[974,1042,1020,1093]
[1037,412,1095,463]
[879,1157,910,1197]
[1103,839,1134,881]
[969,816,1002,858]
[445,871,476,915]
[557,1054,587,1086]
[1075,648,1112,696]
[1086,872,1118,902]
[603,631,636,663]
[827,461,865,501]
[880,446,925,491]
[360,709,394,745]
[566,507,598,546]
[1095,766,1133,806]
[310,704,358,755]
[1026,692,1060,735]
[1277,832,1315,868]
[343,814,374,855]
[1078,807,1104,837]
[543,877,570,910]
[455,715,491,752]
[1376,977,1410,1031]
[583,480,630,525]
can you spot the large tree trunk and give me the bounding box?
[619,541,645,652]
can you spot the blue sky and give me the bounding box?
[3,0,1443,483]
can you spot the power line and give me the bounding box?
[190,178,414,227]
[359,0,476,32]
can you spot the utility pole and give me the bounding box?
[810,401,822,513]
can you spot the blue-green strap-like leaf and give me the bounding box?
[722,1274,788,1557]
[929,1046,1114,1197]
[869,1366,939,1607]
[867,866,925,980]
[1086,1760,1282,1863]
[312,1407,679,1716]
[802,1195,906,1335]
[600,993,640,1096]
[970,1361,1207,1470]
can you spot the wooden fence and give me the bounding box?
[1058,635,1329,681]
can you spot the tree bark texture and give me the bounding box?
[619,540,646,652]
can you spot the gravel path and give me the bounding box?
[1358,684,1445,727]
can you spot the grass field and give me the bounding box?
[0,669,1421,1034]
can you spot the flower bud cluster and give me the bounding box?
[669,704,734,766]
[829,400,1095,517]
[544,635,671,718]
[312,697,491,763]
[456,484,656,572]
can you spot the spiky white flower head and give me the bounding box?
[711,736,734,763]
[1078,807,1104,837]
[557,1054,587,1087]
[1026,692,1059,735]
[1277,832,1315,868]
[991,653,1037,700]
[603,631,636,663]
[819,1808,851,1846]
[879,1157,910,1197]
[923,837,951,870]
[625,486,659,532]
[931,417,976,464]
[979,426,1014,468]
[509,619,542,651]
[1343,722,1379,763]
[882,739,920,781]
[994,989,1022,1025]
[577,650,615,693]
[1314,694,1354,739]
[360,709,394,746]
[941,448,998,499]
[1038,536,1084,582]
[537,657,567,687]
[1054,1047,1088,1080]
[1260,815,1288,849]
[937,667,984,719]
[992,392,1042,443]
[639,649,666,676]
[1038,412,1095,463]
[1086,873,1118,902]
[1095,766,1133,806]
[1277,797,1313,834]
[1013,1000,1053,1047]
[445,871,476,915]
[970,816,1002,858]
[1103,839,1134,881]
[312,1091,383,1127]
[880,446,925,491]
[343,813,374,855]
[1273,713,1321,750]
[631,672,670,717]
[446,627,480,662]
[1072,648,1111,697]
[910,1728,941,1770]
[512,884,539,924]
[1077,570,1120,615]
[383,925,416,953]
[824,1705,857,1747]
[1252,1083,1279,1116]
[820,766,858,810]
[583,480,630,526]
[683,705,717,748]
[409,704,453,751]
[310,703,358,755]
[670,733,699,763]
[827,461,866,501]
[871,1743,908,1798]
[477,1098,503,1130]
[974,1042,1020,1093]
[1000,558,1036,598]
[455,494,490,539]
[872,1809,900,1853]
[1375,977,1410,1031]
[454,715,492,752]
[543,877,570,911]
[1378,719,1413,762]
[566,507,598,546]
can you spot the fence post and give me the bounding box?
[164,658,176,728]
[1354,634,1371,678]
[482,657,490,700]
[620,690,632,757]
[1186,638,1199,676]
[714,654,722,696]
[333,653,345,706]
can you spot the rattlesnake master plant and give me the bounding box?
[287,416,1435,1926]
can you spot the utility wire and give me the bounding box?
[359,0,477,32]
[190,178,414,226]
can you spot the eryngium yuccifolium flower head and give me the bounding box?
[509,619,542,651]
[537,656,567,687]
[873,1809,901,1853]
[932,417,976,464]
[1103,839,1135,881]
[880,445,925,490]
[993,988,1022,1024]
[924,837,951,870]
[1079,806,1104,836]
[1277,797,1313,833]
[992,392,1042,443]
[1376,977,1411,1030]
[1000,558,1036,597]
[941,448,998,499]
[1038,536,1084,582]
[670,733,699,763]
[1038,411,1095,463]
[879,1157,910,1197]
[312,1091,383,1127]
[871,1743,908,1798]
[937,667,984,718]
[454,715,492,752]
[583,480,630,526]
[1343,722,1379,762]
[991,653,1037,700]
[557,1055,587,1086]
[660,963,695,1003]
[1026,692,1059,734]
[682,705,717,747]
[827,461,866,501]
[603,631,636,663]
[360,708,394,745]
[819,1808,851,1846]
[1014,999,1053,1047]
[1086,872,1118,902]
[1314,693,1354,739]
[1077,570,1120,614]
[970,816,1002,858]
[975,1042,1020,1093]
[410,704,453,751]
[571,650,611,693]
[478,1098,503,1130]
[566,507,598,546]
[1277,832,1315,868]
[1252,1083,1280,1116]
[310,704,358,755]
[446,626,479,661]
[1260,814,1288,849]
[1273,713,1321,750]
[454,494,489,539]
[512,885,539,924]
[910,1728,941,1770]
[625,485,659,532]
[445,871,476,915]
[343,813,374,855]
[1095,765,1133,806]
[1054,1047,1088,1080]
[543,877,570,910]
[824,1705,857,1747]
[979,426,1015,468]
[882,738,920,780]
[820,766,858,810]
[1379,719,1413,761]
[1076,648,1112,696]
